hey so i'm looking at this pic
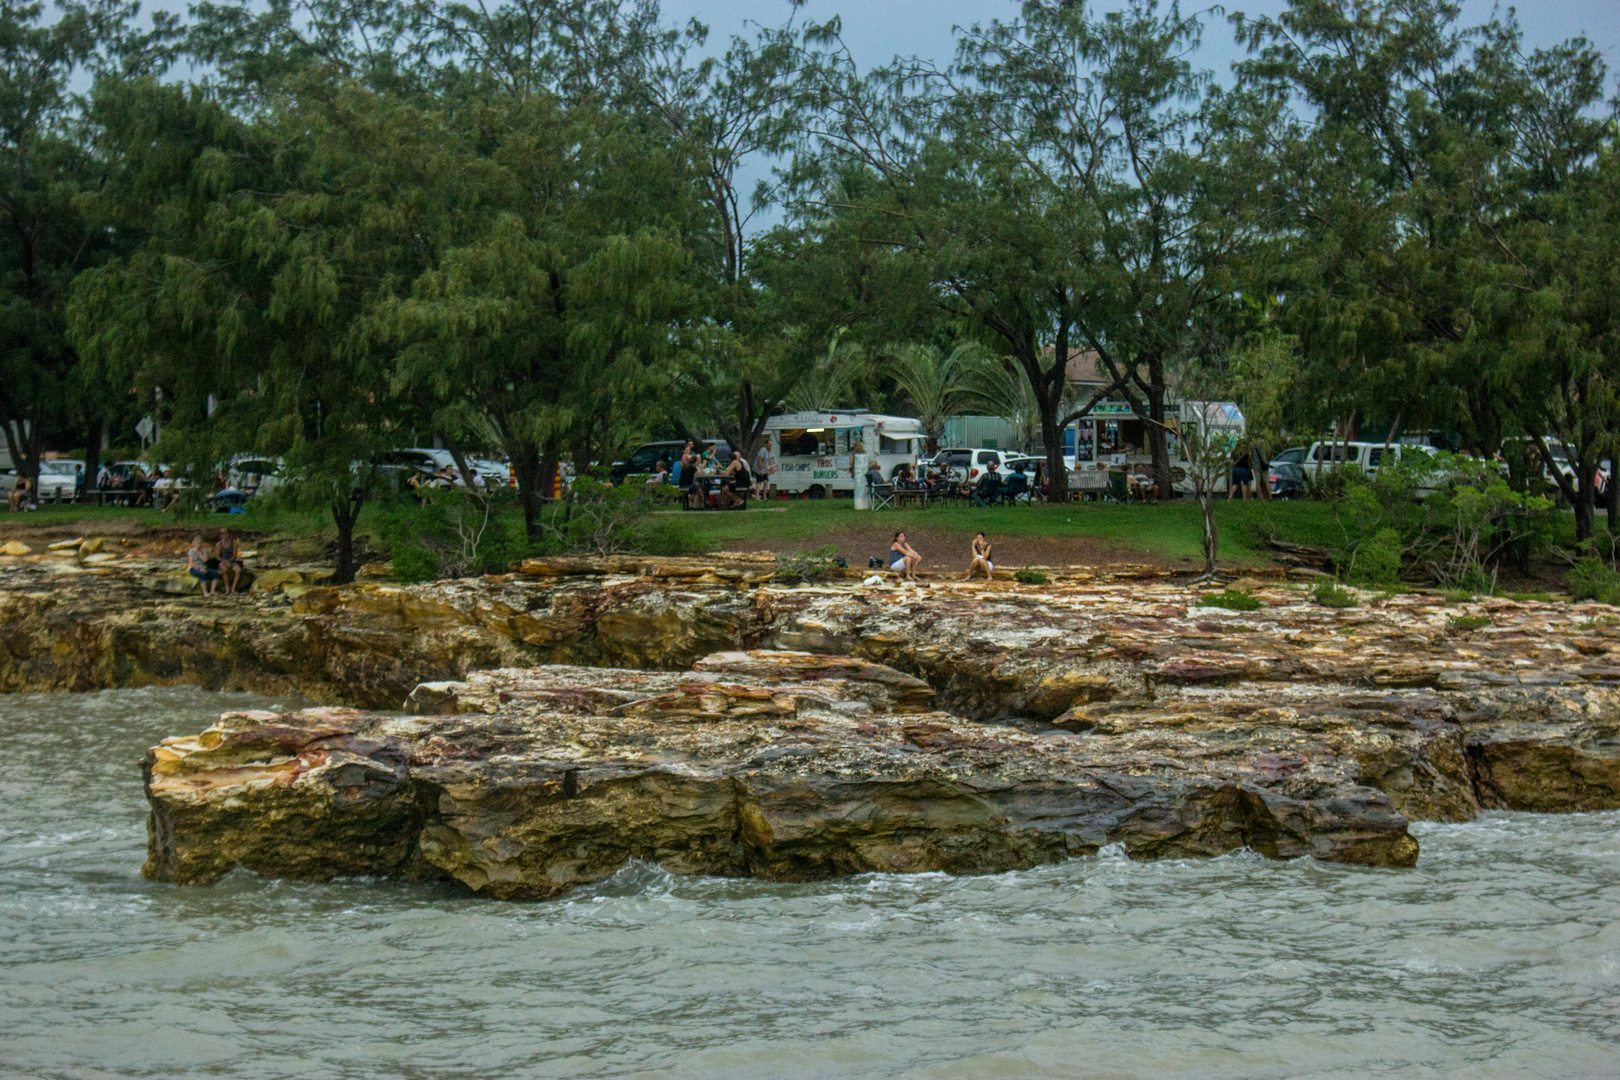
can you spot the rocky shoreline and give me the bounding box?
[4,553,1618,894]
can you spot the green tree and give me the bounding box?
[796,0,1254,501]
[375,93,693,537]
[0,0,174,493]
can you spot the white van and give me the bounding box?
[765,411,923,497]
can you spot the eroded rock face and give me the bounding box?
[143,651,1419,897]
[15,559,1620,828]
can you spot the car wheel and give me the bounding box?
[807,485,826,499]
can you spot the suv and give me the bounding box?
[929,448,1018,483]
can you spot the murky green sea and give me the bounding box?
[3,687,1619,1079]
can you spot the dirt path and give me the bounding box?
[714,523,1192,573]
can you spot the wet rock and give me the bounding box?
[6,559,1620,824]
[143,652,1419,897]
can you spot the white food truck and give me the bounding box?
[764,411,924,497]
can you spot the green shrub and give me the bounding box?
[775,544,844,584]
[372,490,524,581]
[390,545,440,585]
[1197,589,1262,611]
[1569,557,1620,605]
[532,480,706,558]
[1014,569,1049,585]
[1447,614,1491,631]
[1350,527,1403,585]
[1440,588,1473,604]
[1313,581,1358,608]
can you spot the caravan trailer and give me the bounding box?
[765,411,923,497]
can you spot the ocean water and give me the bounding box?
[2,687,1618,1080]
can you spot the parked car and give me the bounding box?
[377,448,506,489]
[226,455,284,494]
[928,448,1020,483]
[1269,446,1306,467]
[1266,461,1307,499]
[35,459,85,501]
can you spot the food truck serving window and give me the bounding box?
[878,433,912,455]
[834,428,863,454]
[778,429,821,456]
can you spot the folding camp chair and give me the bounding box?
[1102,470,1130,504]
[870,482,897,510]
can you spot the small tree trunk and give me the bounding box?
[330,489,365,585]
[1043,409,1069,503]
[1200,488,1218,577]
[1146,356,1173,500]
[1576,467,1597,544]
[509,440,544,540]
[436,428,481,494]
[83,412,104,503]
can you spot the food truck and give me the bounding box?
[764,411,924,497]
[1066,400,1245,494]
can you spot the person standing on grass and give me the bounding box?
[187,536,220,596]
[889,531,922,581]
[752,441,772,501]
[966,532,994,580]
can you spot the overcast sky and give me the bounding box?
[661,0,1620,76]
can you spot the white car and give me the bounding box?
[929,448,1020,483]
[35,460,85,501]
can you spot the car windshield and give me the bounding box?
[41,462,77,474]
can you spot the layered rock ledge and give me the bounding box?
[7,556,1619,890]
[143,650,1420,897]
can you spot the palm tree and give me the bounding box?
[963,354,1043,454]
[888,341,991,450]
[785,328,867,412]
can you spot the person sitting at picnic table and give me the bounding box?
[1130,465,1160,502]
[154,469,181,511]
[129,465,150,507]
[965,532,994,580]
[973,460,1002,507]
[187,535,220,596]
[646,460,670,485]
[865,460,884,490]
[698,444,719,474]
[672,442,694,488]
[719,451,750,509]
[217,526,245,595]
[8,474,34,512]
[889,530,922,582]
[893,462,914,485]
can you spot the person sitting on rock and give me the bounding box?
[966,532,994,580]
[187,535,220,596]
[889,530,922,582]
[217,527,244,595]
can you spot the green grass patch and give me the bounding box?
[1505,591,1554,603]
[1014,568,1049,585]
[1447,615,1492,631]
[1313,581,1358,608]
[1197,589,1262,611]
[1440,588,1473,604]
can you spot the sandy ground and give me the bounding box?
[714,524,1194,574]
